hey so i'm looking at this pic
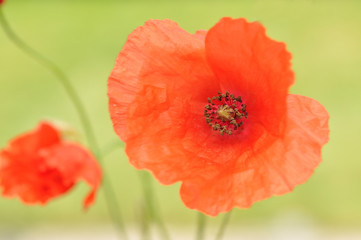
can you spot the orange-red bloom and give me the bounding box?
[0,122,101,208]
[0,0,4,5]
[108,18,329,216]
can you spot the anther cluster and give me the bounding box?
[204,91,248,135]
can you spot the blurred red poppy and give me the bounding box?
[0,122,101,208]
[108,17,329,216]
[0,0,4,5]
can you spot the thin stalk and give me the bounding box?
[0,8,97,155]
[214,211,232,240]
[139,171,171,240]
[139,200,151,240]
[101,139,124,158]
[0,8,127,240]
[196,212,207,240]
[101,172,128,239]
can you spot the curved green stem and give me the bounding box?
[0,8,127,240]
[196,212,207,240]
[214,211,232,240]
[0,8,98,155]
[139,171,171,240]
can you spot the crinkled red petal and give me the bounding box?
[42,143,101,208]
[108,19,216,142]
[8,122,61,154]
[180,95,329,216]
[205,17,294,137]
[109,20,224,184]
[0,122,101,208]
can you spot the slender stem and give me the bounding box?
[0,9,127,240]
[139,199,151,240]
[139,171,171,240]
[214,211,232,240]
[139,171,153,240]
[101,171,128,239]
[0,8,98,155]
[101,139,124,158]
[196,212,207,240]
[100,138,128,238]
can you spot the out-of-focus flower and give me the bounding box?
[0,0,4,6]
[0,122,101,208]
[108,17,329,216]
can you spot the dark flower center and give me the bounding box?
[204,91,248,135]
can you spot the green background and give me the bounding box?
[1,0,360,235]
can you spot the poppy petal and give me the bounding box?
[42,143,102,208]
[0,122,101,208]
[180,94,329,216]
[124,88,218,184]
[108,19,216,142]
[109,20,220,184]
[8,122,61,154]
[205,17,294,135]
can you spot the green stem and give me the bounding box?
[0,8,127,240]
[196,212,207,240]
[139,171,171,240]
[139,199,151,240]
[214,211,232,240]
[101,172,128,239]
[101,139,124,158]
[0,8,97,154]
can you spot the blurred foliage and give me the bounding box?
[0,0,361,230]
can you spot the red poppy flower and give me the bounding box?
[108,18,329,216]
[0,0,4,5]
[0,122,101,208]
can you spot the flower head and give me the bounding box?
[0,0,4,5]
[0,122,101,208]
[108,18,329,216]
